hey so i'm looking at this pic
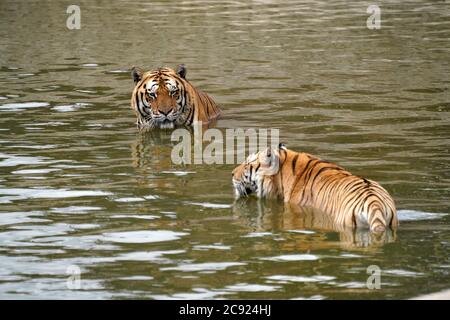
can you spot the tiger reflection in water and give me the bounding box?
[232,198,396,250]
[130,129,186,190]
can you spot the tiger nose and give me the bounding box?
[159,109,172,116]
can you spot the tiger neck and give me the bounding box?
[257,174,283,199]
[256,149,289,200]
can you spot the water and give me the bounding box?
[0,0,449,299]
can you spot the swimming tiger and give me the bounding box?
[232,144,398,233]
[131,64,221,129]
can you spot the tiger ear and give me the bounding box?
[259,147,280,176]
[131,66,143,84]
[260,147,273,166]
[176,64,187,79]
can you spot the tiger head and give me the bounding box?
[131,65,188,129]
[232,145,284,198]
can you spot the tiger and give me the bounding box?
[232,144,398,233]
[130,64,221,129]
